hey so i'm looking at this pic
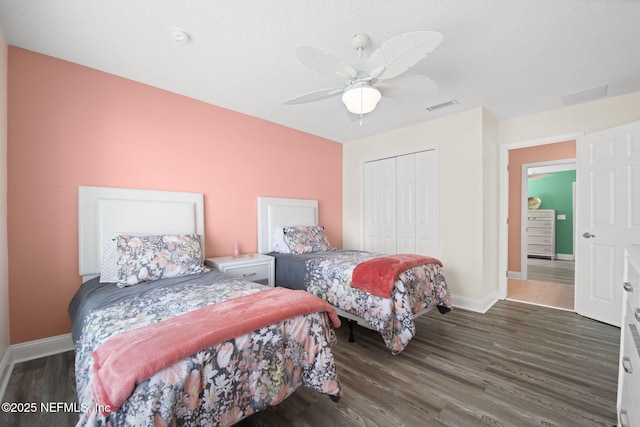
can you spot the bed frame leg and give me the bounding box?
[348,319,355,342]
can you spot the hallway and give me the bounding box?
[507,258,575,310]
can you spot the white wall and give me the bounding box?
[344,92,640,312]
[0,25,10,390]
[344,108,500,310]
[498,91,640,144]
[495,91,640,305]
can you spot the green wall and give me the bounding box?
[528,170,575,256]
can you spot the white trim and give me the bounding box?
[507,271,522,279]
[0,348,13,401]
[0,334,74,400]
[501,133,582,150]
[529,163,577,174]
[498,132,583,302]
[10,333,73,364]
[505,297,574,312]
[450,292,499,314]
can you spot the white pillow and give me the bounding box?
[271,227,291,253]
[100,233,120,283]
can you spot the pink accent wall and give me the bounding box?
[7,47,343,344]
[507,141,575,272]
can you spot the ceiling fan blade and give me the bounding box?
[365,31,443,81]
[295,45,358,80]
[283,87,344,105]
[376,73,438,94]
[368,65,386,80]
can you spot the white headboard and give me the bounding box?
[78,186,205,281]
[257,197,318,253]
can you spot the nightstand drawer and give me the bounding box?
[205,254,275,287]
[224,263,270,282]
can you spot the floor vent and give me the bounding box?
[426,99,458,112]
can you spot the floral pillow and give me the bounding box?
[116,234,209,287]
[282,225,332,254]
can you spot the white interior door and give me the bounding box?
[575,120,640,327]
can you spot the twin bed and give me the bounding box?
[69,187,341,426]
[68,187,451,426]
[257,197,451,355]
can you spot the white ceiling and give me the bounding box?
[1,0,639,143]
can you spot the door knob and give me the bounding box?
[582,232,596,238]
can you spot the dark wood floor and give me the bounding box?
[0,300,619,426]
[527,258,575,286]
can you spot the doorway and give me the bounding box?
[508,161,576,309]
[498,133,581,310]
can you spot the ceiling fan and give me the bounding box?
[284,31,443,117]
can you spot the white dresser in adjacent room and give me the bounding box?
[618,244,640,426]
[527,209,556,259]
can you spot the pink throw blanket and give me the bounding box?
[91,287,341,414]
[351,254,443,298]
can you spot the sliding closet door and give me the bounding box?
[363,149,440,256]
[364,157,397,254]
[396,154,417,253]
[414,150,440,256]
[396,150,440,255]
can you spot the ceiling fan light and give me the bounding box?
[341,83,381,115]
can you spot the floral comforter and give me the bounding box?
[272,250,451,355]
[69,271,341,426]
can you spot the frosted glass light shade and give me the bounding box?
[341,83,381,114]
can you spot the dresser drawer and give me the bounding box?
[618,375,640,427]
[528,209,554,218]
[624,254,640,316]
[618,321,640,427]
[527,244,554,255]
[528,226,553,237]
[527,220,553,228]
[529,236,553,245]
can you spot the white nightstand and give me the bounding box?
[205,253,275,287]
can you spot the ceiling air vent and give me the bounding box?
[426,99,458,112]
[561,85,607,106]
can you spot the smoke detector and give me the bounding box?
[170,28,191,43]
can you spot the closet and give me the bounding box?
[363,149,439,256]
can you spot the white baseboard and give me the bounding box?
[0,347,12,402]
[9,333,74,364]
[555,253,575,261]
[507,271,522,279]
[0,333,74,401]
[450,292,499,314]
